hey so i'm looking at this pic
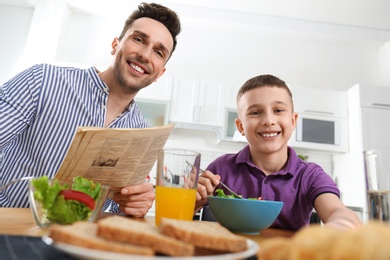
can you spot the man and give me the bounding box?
[0,3,181,217]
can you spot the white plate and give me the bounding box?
[42,236,258,260]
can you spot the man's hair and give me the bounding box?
[236,74,293,105]
[119,2,181,56]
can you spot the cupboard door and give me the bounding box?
[197,78,224,125]
[292,86,348,118]
[360,85,390,109]
[169,76,199,123]
[169,76,225,126]
[361,107,390,151]
[136,74,173,101]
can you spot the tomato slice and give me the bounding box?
[59,190,95,210]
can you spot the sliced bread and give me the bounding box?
[49,221,154,255]
[159,218,248,252]
[97,215,194,256]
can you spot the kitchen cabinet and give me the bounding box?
[291,86,348,118]
[359,85,390,151]
[360,85,390,109]
[136,100,170,127]
[136,74,173,101]
[169,76,224,126]
[361,107,390,150]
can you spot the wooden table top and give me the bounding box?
[0,208,294,250]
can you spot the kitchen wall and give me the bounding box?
[1,0,389,218]
[1,1,390,89]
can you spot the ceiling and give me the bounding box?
[2,0,390,32]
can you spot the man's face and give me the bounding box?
[111,17,174,93]
[235,86,298,154]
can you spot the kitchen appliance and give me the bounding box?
[288,113,348,153]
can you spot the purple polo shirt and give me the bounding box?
[206,145,340,231]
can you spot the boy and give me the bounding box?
[196,74,361,230]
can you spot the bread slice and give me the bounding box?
[48,221,154,255]
[159,218,248,252]
[97,215,194,256]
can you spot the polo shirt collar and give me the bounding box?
[236,145,297,177]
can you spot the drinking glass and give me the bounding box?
[155,149,200,226]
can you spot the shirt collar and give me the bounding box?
[236,145,297,177]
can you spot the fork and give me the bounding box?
[0,176,36,192]
[186,161,242,199]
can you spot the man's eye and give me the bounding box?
[275,109,285,113]
[134,37,143,43]
[155,50,164,58]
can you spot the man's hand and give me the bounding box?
[113,182,155,217]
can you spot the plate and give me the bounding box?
[42,236,259,260]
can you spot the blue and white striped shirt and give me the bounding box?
[0,64,148,211]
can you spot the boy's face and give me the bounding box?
[235,86,298,154]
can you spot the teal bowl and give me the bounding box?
[207,196,283,234]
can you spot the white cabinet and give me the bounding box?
[360,85,390,109]
[292,86,348,118]
[169,76,224,126]
[136,74,173,101]
[359,85,390,151]
[361,107,390,150]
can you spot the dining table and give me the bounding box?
[0,208,294,260]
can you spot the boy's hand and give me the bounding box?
[195,170,220,211]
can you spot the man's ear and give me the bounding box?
[111,37,119,55]
[154,68,166,83]
[235,118,245,135]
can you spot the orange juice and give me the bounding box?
[155,186,197,226]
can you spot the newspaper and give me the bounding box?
[55,124,175,189]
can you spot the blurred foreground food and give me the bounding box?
[258,221,390,260]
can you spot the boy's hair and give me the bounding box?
[236,74,293,105]
[119,2,181,56]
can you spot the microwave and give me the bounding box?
[289,114,349,153]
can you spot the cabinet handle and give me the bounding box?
[304,110,334,116]
[372,103,390,108]
[192,106,197,122]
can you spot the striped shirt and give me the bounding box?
[0,64,148,212]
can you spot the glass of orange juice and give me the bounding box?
[155,149,200,226]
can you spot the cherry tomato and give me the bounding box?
[59,190,95,210]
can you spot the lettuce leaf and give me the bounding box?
[32,176,101,225]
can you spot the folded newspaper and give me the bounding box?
[55,124,175,189]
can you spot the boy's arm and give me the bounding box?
[314,193,362,230]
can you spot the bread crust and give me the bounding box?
[159,218,248,252]
[97,215,194,256]
[49,221,154,255]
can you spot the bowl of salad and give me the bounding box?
[28,176,110,227]
[207,189,283,234]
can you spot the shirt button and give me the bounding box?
[264,180,268,184]
[101,104,106,109]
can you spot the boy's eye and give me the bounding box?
[275,109,284,113]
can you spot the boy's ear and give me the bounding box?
[292,112,298,130]
[235,118,245,135]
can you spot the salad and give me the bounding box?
[32,176,103,224]
[214,188,262,200]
